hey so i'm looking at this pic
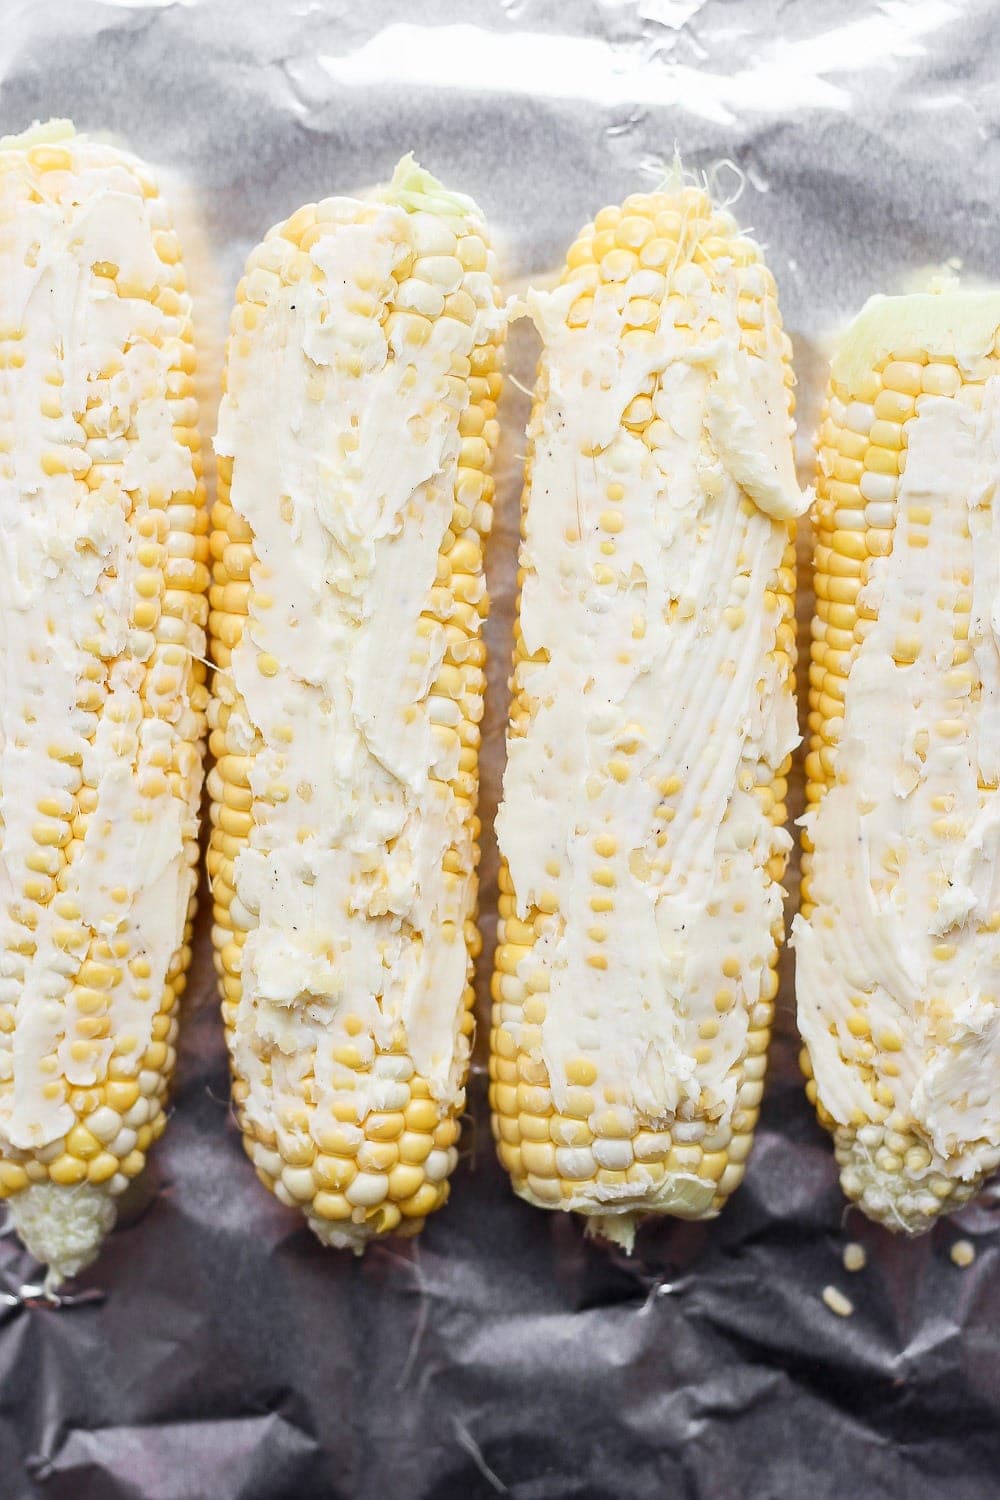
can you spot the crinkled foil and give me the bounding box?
[2,2,999,1496]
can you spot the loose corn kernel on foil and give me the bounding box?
[0,2,998,1497]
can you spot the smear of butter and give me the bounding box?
[215,163,503,1155]
[0,125,202,1154]
[795,337,1000,1228]
[0,124,205,1284]
[497,244,803,1225]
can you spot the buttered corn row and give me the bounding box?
[794,292,1000,1232]
[208,158,503,1249]
[492,182,806,1247]
[0,122,208,1285]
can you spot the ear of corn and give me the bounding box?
[208,157,504,1249]
[491,181,804,1247]
[0,121,208,1286]
[794,291,1000,1232]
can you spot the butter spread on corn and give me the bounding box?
[0,130,198,1146]
[794,322,1000,1223]
[496,253,805,1212]
[216,173,502,1152]
[0,121,205,1282]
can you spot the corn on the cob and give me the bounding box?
[208,158,504,1249]
[794,290,1000,1232]
[0,121,208,1285]
[492,181,805,1247]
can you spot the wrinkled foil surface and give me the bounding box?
[2,2,999,1496]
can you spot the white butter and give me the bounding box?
[794,371,1000,1211]
[216,169,501,1147]
[0,128,203,1154]
[497,246,803,1184]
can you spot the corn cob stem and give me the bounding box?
[492,181,805,1245]
[208,157,504,1248]
[0,121,208,1285]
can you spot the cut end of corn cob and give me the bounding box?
[794,289,1000,1233]
[491,178,801,1237]
[0,118,75,153]
[7,1182,117,1292]
[208,158,503,1249]
[584,1173,718,1251]
[0,122,207,1280]
[306,1211,390,1255]
[378,153,483,223]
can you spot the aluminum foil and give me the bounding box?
[2,1,999,1495]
